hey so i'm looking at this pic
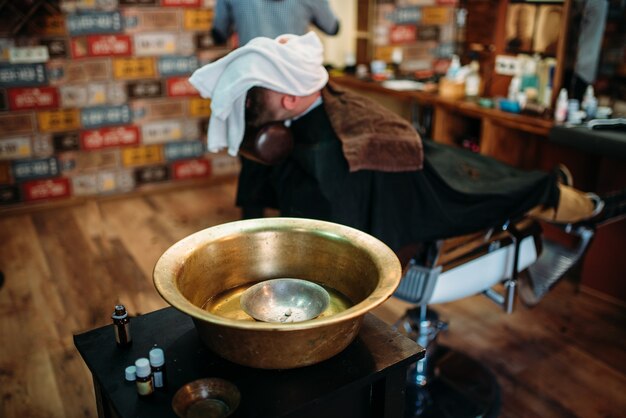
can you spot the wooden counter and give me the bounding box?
[332,75,555,170]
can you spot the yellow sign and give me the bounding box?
[122,145,163,167]
[189,98,212,117]
[37,110,81,133]
[43,15,67,36]
[113,58,156,80]
[421,7,453,25]
[374,46,395,62]
[183,10,213,31]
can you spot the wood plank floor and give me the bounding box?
[1,177,624,418]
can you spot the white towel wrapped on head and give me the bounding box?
[188,31,329,156]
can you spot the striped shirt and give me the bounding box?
[212,0,339,45]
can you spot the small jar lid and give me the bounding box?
[135,358,151,378]
[149,348,165,367]
[125,365,137,381]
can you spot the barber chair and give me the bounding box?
[393,218,595,418]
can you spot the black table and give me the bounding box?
[74,307,424,418]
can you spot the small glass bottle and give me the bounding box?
[135,358,154,396]
[149,347,167,389]
[112,305,132,348]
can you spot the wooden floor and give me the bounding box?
[0,177,624,418]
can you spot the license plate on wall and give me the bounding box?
[72,35,133,58]
[80,105,131,129]
[0,63,48,87]
[131,99,185,123]
[188,98,212,117]
[166,77,199,97]
[121,145,163,167]
[0,113,35,135]
[122,9,180,33]
[8,87,59,111]
[58,149,120,174]
[134,164,170,184]
[81,125,140,150]
[140,120,184,144]
[112,57,155,79]
[183,9,213,30]
[126,80,163,99]
[172,158,211,180]
[163,140,204,161]
[37,109,82,133]
[0,185,21,204]
[0,137,32,160]
[22,178,71,201]
[67,11,123,35]
[157,56,198,77]
[47,58,110,85]
[12,157,60,181]
[53,132,81,152]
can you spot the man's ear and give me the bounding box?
[281,94,299,110]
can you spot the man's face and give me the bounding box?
[245,87,285,128]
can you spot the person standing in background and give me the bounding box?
[210,0,340,219]
[211,0,340,47]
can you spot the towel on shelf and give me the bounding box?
[188,31,329,156]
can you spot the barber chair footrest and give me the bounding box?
[520,226,594,306]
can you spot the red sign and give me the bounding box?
[71,36,132,58]
[166,77,199,97]
[80,125,141,150]
[89,35,132,57]
[8,87,59,111]
[161,0,201,6]
[389,25,417,44]
[23,178,71,201]
[172,158,211,180]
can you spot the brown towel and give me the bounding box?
[322,81,423,172]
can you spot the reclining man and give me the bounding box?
[189,32,625,262]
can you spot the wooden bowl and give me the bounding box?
[171,378,240,418]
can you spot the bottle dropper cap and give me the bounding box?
[125,365,137,381]
[112,305,128,319]
[135,358,151,378]
[149,348,165,367]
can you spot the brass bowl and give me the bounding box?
[172,378,240,418]
[153,217,401,369]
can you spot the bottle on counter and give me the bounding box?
[149,347,167,389]
[446,54,461,81]
[135,358,154,396]
[582,85,598,120]
[112,305,132,348]
[465,55,481,98]
[554,88,568,123]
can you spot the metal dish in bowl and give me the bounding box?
[240,278,330,323]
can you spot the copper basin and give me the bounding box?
[153,217,401,369]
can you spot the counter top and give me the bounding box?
[549,125,626,161]
[331,75,554,136]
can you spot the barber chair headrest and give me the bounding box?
[239,122,294,165]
